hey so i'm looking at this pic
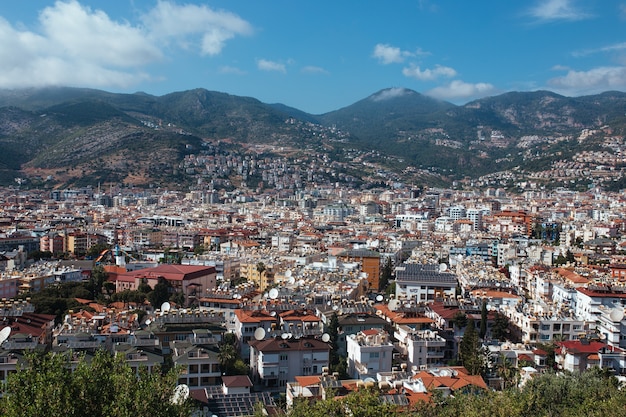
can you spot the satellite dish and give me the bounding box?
[364,377,376,383]
[610,308,625,322]
[145,319,152,326]
[439,263,448,273]
[270,311,277,316]
[375,295,384,302]
[0,326,11,344]
[285,269,292,278]
[388,299,401,311]
[321,333,330,342]
[171,384,190,405]
[281,333,289,340]
[288,276,296,285]
[254,327,266,341]
[269,288,279,299]
[161,301,171,312]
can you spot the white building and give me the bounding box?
[346,329,394,379]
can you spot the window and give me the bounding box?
[279,354,288,361]
[370,352,380,359]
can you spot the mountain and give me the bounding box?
[0,86,625,190]
[318,88,455,145]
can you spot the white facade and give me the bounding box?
[346,329,394,379]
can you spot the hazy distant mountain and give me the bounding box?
[0,86,625,188]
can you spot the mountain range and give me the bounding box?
[0,86,625,190]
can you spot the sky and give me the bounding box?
[0,0,625,114]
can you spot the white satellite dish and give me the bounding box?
[321,333,330,343]
[269,288,279,299]
[145,319,152,326]
[285,269,292,278]
[161,301,171,312]
[388,299,401,311]
[281,333,289,340]
[439,263,448,273]
[610,308,625,322]
[171,384,190,405]
[375,295,384,302]
[254,327,266,341]
[288,276,296,285]
[0,326,11,345]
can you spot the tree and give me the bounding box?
[147,277,171,308]
[0,350,191,417]
[87,265,109,299]
[491,313,510,341]
[479,300,488,339]
[459,320,483,375]
[452,311,468,329]
[86,243,110,259]
[379,257,393,291]
[327,312,340,371]
[496,354,518,390]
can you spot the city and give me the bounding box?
[0,180,625,415]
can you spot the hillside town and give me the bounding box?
[1,182,626,415]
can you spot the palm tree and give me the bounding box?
[496,354,518,390]
[218,343,236,375]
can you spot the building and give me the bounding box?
[249,335,330,388]
[337,249,381,291]
[395,263,457,303]
[346,329,394,379]
[115,265,217,306]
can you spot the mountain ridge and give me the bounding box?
[0,86,625,190]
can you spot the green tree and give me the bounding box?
[491,312,510,341]
[459,319,483,375]
[0,350,191,417]
[452,311,468,329]
[379,257,393,291]
[219,333,247,376]
[87,265,108,299]
[147,277,171,308]
[327,312,340,371]
[86,243,110,259]
[496,354,518,390]
[479,300,488,339]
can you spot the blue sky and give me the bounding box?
[0,0,625,114]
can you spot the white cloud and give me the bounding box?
[301,66,329,75]
[402,64,456,81]
[372,43,420,64]
[370,88,410,101]
[526,0,591,22]
[572,42,626,58]
[219,65,246,75]
[548,66,626,93]
[373,44,404,64]
[142,1,252,56]
[0,0,253,89]
[427,80,496,101]
[257,59,286,73]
